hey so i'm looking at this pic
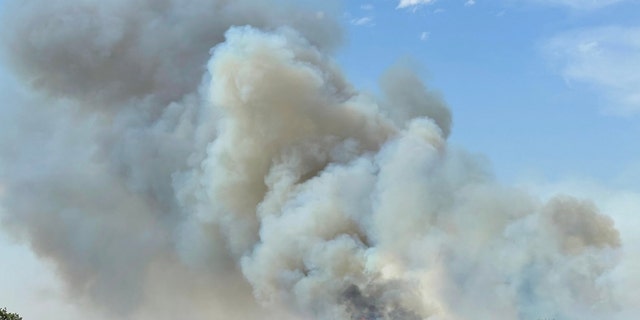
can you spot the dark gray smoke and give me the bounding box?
[0,1,632,320]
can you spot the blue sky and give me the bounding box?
[1,0,640,319]
[338,0,640,186]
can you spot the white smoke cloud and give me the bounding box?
[519,179,640,320]
[0,0,634,320]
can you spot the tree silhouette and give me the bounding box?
[0,307,22,320]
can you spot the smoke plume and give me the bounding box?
[0,1,633,319]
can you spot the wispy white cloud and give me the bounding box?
[397,0,623,10]
[397,0,479,9]
[350,16,375,27]
[360,4,374,10]
[420,31,431,41]
[544,26,640,115]
[528,0,624,10]
[397,0,437,9]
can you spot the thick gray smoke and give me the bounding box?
[0,1,631,319]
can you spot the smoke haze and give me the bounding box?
[0,1,635,319]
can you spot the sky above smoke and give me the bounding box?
[0,1,639,320]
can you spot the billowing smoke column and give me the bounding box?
[0,1,627,319]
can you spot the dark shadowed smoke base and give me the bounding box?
[341,285,421,320]
[0,1,626,320]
